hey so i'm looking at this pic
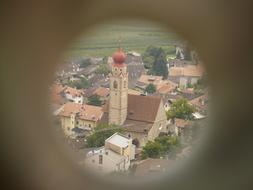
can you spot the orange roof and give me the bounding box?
[64,86,83,98]
[174,118,191,128]
[157,81,177,94]
[169,65,204,77]
[58,102,103,122]
[190,94,208,110]
[93,87,110,97]
[138,74,176,89]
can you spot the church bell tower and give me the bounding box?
[109,48,128,125]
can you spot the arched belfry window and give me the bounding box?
[124,81,127,88]
[113,81,118,89]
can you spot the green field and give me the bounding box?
[65,20,182,58]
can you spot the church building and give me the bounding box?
[102,48,168,147]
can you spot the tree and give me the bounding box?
[145,83,156,94]
[153,48,168,79]
[141,136,180,159]
[86,124,122,148]
[68,77,91,89]
[142,56,154,69]
[87,94,102,106]
[166,98,196,120]
[142,46,168,79]
[141,141,163,159]
[95,63,110,76]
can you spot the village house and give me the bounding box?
[82,87,110,104]
[58,102,103,136]
[84,133,135,174]
[63,86,84,104]
[168,58,192,68]
[101,48,168,147]
[168,64,204,89]
[136,74,177,94]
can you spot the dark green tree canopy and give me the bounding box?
[141,136,180,159]
[80,58,92,68]
[87,94,102,106]
[142,46,168,79]
[145,83,156,94]
[86,124,122,148]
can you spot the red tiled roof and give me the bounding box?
[93,87,110,97]
[174,118,192,128]
[58,102,103,122]
[190,94,208,111]
[64,86,83,98]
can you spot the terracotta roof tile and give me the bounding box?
[157,81,177,94]
[190,93,208,111]
[127,94,162,123]
[93,87,110,97]
[58,102,103,122]
[169,65,204,77]
[64,86,84,98]
[174,118,192,128]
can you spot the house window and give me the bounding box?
[113,81,118,89]
[99,155,103,164]
[88,124,91,128]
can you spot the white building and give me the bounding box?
[84,133,135,174]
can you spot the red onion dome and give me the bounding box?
[112,48,126,64]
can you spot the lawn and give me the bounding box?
[64,20,182,58]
